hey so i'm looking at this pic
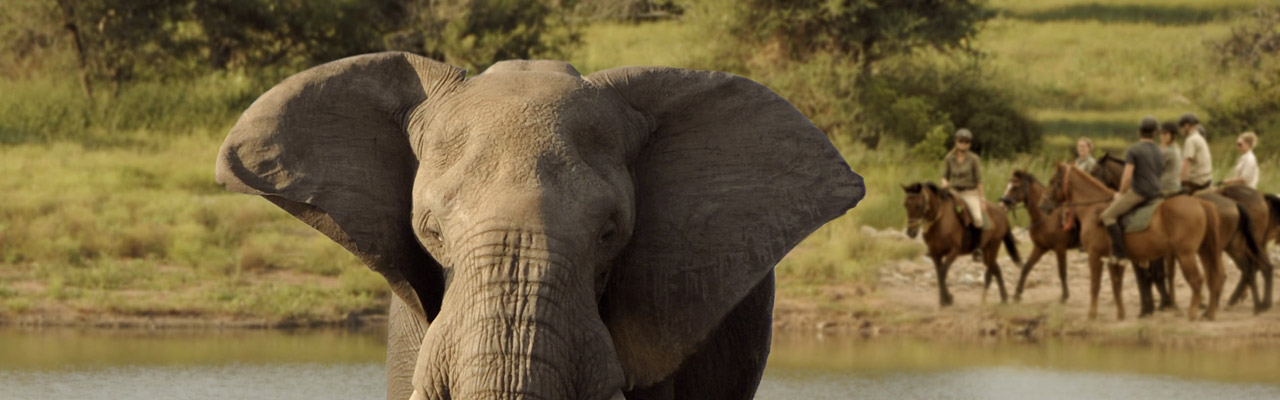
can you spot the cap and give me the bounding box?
[1178,113,1199,126]
[955,128,973,140]
[1140,116,1158,134]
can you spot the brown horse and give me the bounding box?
[1048,164,1224,320]
[902,182,1022,307]
[1093,155,1272,313]
[999,170,1078,303]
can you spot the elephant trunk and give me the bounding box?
[413,230,624,400]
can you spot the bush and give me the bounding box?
[861,60,1042,159]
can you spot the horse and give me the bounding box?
[1048,163,1224,321]
[902,182,1022,307]
[999,170,1078,303]
[1092,153,1271,314]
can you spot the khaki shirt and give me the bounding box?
[1183,130,1212,185]
[943,150,982,190]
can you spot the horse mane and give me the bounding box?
[1014,169,1041,186]
[1099,151,1124,165]
[1063,164,1112,193]
[904,181,955,201]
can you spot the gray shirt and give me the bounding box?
[1125,141,1164,198]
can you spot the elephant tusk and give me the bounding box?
[409,389,427,400]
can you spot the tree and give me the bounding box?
[383,0,581,73]
[729,0,990,84]
[1202,6,1280,139]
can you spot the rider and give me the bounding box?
[941,128,985,258]
[1075,137,1097,173]
[1158,122,1182,195]
[1101,117,1164,260]
[1224,131,1259,189]
[1178,113,1212,192]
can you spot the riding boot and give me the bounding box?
[1106,223,1127,260]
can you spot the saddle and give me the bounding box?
[954,201,990,230]
[1118,198,1163,233]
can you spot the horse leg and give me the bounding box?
[1134,262,1154,317]
[1261,257,1274,312]
[1088,253,1104,320]
[1226,250,1253,307]
[1056,248,1070,303]
[935,254,957,307]
[1014,246,1047,302]
[982,267,992,305]
[986,245,1009,304]
[1108,260,1126,320]
[1161,257,1178,310]
[1149,258,1171,312]
[1177,252,1205,321]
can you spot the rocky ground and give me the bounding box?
[773,226,1280,346]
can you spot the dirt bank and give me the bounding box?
[771,227,1280,346]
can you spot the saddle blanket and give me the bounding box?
[1122,198,1162,233]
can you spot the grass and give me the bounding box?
[0,132,386,320]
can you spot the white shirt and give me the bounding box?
[1234,150,1259,189]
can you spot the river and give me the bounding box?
[1,328,1277,399]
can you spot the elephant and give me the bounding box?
[215,51,864,400]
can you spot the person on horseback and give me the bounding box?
[941,128,986,258]
[1075,137,1097,173]
[1179,113,1213,192]
[1158,122,1183,196]
[1224,131,1259,189]
[1101,117,1165,260]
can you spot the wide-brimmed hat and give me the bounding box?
[955,128,973,140]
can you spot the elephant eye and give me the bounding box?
[417,212,443,244]
[597,219,618,245]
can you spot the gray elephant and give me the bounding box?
[215,52,864,400]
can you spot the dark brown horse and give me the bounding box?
[1093,154,1272,313]
[1049,164,1224,320]
[999,170,1078,303]
[903,182,1022,306]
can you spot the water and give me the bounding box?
[1,328,1277,399]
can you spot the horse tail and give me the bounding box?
[1267,194,1280,243]
[1236,202,1261,259]
[1003,231,1022,265]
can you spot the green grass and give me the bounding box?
[0,133,386,320]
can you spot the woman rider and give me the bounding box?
[942,128,986,257]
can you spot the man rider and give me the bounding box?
[1100,116,1164,260]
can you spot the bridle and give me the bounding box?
[906,188,944,232]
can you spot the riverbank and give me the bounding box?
[772,227,1280,347]
[5,228,1279,349]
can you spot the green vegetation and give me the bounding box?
[1,0,1277,322]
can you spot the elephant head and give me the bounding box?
[216,52,864,399]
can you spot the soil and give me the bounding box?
[771,226,1280,347]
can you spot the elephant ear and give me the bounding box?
[215,52,466,321]
[588,67,865,386]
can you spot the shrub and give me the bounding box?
[861,59,1042,159]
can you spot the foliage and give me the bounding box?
[383,0,582,73]
[1201,6,1280,140]
[722,0,990,82]
[860,59,1042,158]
